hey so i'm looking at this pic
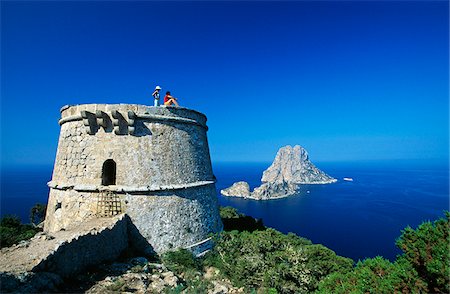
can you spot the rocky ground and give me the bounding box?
[0,216,126,276]
[70,257,179,293]
[0,213,242,293]
[71,257,244,294]
[1,250,244,293]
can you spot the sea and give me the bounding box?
[1,161,448,262]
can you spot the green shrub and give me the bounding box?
[219,206,241,219]
[161,249,212,293]
[204,228,353,293]
[161,249,200,275]
[0,215,41,248]
[220,206,265,232]
[396,211,450,293]
[317,212,449,294]
[106,278,125,291]
[316,256,427,294]
[30,203,47,225]
[1,215,21,227]
[160,208,449,294]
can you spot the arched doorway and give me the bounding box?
[101,159,116,186]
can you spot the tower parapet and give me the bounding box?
[45,104,223,254]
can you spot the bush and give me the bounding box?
[396,211,450,293]
[106,278,125,291]
[30,203,47,225]
[161,249,212,292]
[0,215,41,248]
[220,206,265,232]
[219,206,241,219]
[159,208,449,294]
[317,212,449,294]
[160,207,352,293]
[161,249,200,275]
[204,228,353,293]
[316,256,427,293]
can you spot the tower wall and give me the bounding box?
[44,104,222,253]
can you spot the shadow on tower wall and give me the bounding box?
[125,215,156,256]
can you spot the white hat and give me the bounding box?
[155,86,161,90]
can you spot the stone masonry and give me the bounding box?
[0,216,128,293]
[44,104,223,254]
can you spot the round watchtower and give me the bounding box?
[44,104,223,254]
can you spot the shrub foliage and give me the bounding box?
[220,206,265,232]
[0,203,46,248]
[204,207,354,293]
[0,215,40,248]
[396,212,450,293]
[30,203,47,225]
[203,229,353,293]
[317,212,449,293]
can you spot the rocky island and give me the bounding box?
[221,145,336,200]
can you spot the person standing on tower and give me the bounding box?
[152,86,161,106]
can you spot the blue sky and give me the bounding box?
[1,1,448,166]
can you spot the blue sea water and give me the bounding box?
[1,166,52,221]
[214,161,449,262]
[1,161,448,262]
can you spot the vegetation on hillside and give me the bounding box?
[317,212,449,293]
[0,215,41,248]
[0,203,46,248]
[204,228,353,293]
[162,207,449,294]
[396,213,450,293]
[162,206,353,293]
[2,204,448,293]
[219,205,265,232]
[30,203,47,225]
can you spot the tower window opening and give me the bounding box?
[102,159,116,186]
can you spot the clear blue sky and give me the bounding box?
[1,1,448,166]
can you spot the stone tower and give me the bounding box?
[44,104,223,254]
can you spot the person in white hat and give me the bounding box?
[152,86,162,106]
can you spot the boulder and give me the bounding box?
[220,181,251,198]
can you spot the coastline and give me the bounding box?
[221,191,297,201]
[1,162,448,262]
[220,179,338,200]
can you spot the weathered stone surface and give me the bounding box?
[51,105,212,188]
[85,270,177,294]
[125,184,222,255]
[0,215,127,293]
[221,181,297,200]
[221,145,336,200]
[220,181,251,198]
[262,145,336,184]
[45,104,223,254]
[251,182,298,200]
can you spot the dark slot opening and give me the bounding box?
[101,159,116,186]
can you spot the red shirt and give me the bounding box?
[164,95,170,103]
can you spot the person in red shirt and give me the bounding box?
[163,91,180,107]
